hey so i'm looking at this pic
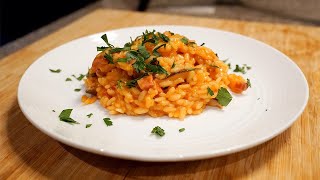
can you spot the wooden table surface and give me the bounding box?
[0,9,319,179]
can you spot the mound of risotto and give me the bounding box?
[82,30,249,119]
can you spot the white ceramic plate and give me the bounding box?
[18,25,308,162]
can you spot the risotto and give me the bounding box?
[83,30,249,119]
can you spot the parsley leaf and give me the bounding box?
[86,124,92,128]
[117,58,129,63]
[180,37,189,45]
[103,118,113,126]
[97,46,107,51]
[65,78,72,81]
[138,45,150,59]
[233,64,246,74]
[52,110,55,112]
[179,128,185,132]
[207,87,214,96]
[200,43,205,46]
[153,44,166,57]
[171,62,176,69]
[247,78,251,88]
[104,53,114,64]
[216,87,233,106]
[126,74,147,88]
[146,63,168,75]
[72,74,85,81]
[87,113,93,118]
[151,126,165,137]
[234,64,251,74]
[133,59,146,73]
[74,88,81,92]
[49,69,61,73]
[158,33,170,42]
[59,109,79,124]
[117,80,123,89]
[101,34,114,48]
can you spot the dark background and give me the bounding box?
[0,0,95,45]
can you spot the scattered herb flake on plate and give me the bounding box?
[216,87,233,106]
[58,109,79,124]
[49,69,61,73]
[179,128,185,132]
[65,78,72,81]
[86,113,93,118]
[151,126,165,137]
[103,118,113,126]
[74,88,81,92]
[86,124,92,128]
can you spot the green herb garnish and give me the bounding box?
[158,33,170,42]
[49,69,61,73]
[103,118,113,126]
[215,87,232,106]
[180,37,189,45]
[153,44,166,57]
[179,128,185,132]
[247,78,251,88]
[171,62,176,69]
[138,45,150,59]
[65,78,72,81]
[126,74,147,88]
[200,43,205,46]
[104,53,114,64]
[86,124,92,128]
[233,64,251,74]
[72,74,85,81]
[207,87,214,96]
[59,109,79,124]
[151,126,165,137]
[87,113,93,118]
[97,46,107,51]
[74,88,81,92]
[52,110,55,112]
[101,34,114,48]
[146,63,168,75]
[117,80,123,89]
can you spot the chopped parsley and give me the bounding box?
[101,34,114,48]
[200,43,205,46]
[233,64,251,74]
[153,44,166,57]
[215,87,232,106]
[117,58,129,63]
[104,53,114,64]
[74,88,81,92]
[151,126,165,137]
[65,78,72,81]
[86,124,92,128]
[97,46,107,51]
[146,63,168,75]
[59,109,79,124]
[126,74,147,88]
[103,118,113,126]
[171,62,176,69]
[247,78,251,88]
[179,128,185,132]
[49,69,61,73]
[72,74,85,81]
[117,80,123,89]
[109,47,129,54]
[207,87,214,96]
[180,37,189,45]
[86,113,93,118]
[158,33,169,42]
[138,45,150,59]
[52,110,55,112]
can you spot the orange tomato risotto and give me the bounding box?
[83,30,249,119]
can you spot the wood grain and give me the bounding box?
[0,9,319,179]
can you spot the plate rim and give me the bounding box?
[17,25,309,162]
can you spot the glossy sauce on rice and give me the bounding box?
[83,30,249,119]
